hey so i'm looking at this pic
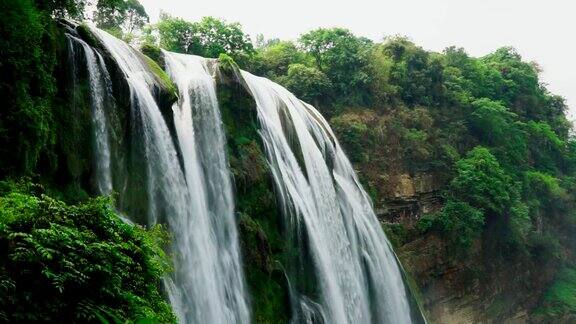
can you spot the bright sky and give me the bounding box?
[140,0,575,118]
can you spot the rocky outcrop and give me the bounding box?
[368,168,557,323]
[377,172,442,224]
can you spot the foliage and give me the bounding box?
[33,0,87,19]
[524,171,566,206]
[380,36,445,106]
[449,147,516,215]
[94,0,149,35]
[0,0,59,175]
[299,28,372,104]
[277,64,332,106]
[218,53,238,74]
[150,14,254,65]
[434,201,484,252]
[538,267,576,319]
[0,180,175,322]
[367,44,399,104]
[468,98,528,168]
[420,147,526,254]
[251,41,310,78]
[330,112,373,162]
[1,2,575,320]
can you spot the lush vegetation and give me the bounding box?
[143,13,576,320]
[0,0,60,175]
[0,1,174,322]
[1,0,576,321]
[0,180,175,322]
[537,267,576,319]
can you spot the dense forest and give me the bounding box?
[1,0,575,322]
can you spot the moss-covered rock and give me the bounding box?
[141,44,164,68]
[218,53,239,75]
[142,54,177,104]
[76,23,100,49]
[217,74,292,323]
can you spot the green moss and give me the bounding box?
[76,23,100,49]
[141,44,163,67]
[486,295,512,318]
[142,54,177,101]
[383,223,410,247]
[0,0,61,175]
[401,266,429,322]
[239,213,290,323]
[218,53,239,74]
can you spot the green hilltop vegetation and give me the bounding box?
[1,0,576,322]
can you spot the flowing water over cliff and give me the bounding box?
[76,27,250,323]
[163,51,250,324]
[241,71,413,324]
[69,25,419,324]
[66,34,114,195]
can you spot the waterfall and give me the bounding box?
[66,34,113,194]
[163,51,250,324]
[68,24,418,324]
[87,28,249,323]
[241,71,414,324]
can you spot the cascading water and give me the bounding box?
[163,51,250,324]
[66,34,113,194]
[241,71,414,324]
[68,24,419,324]
[86,28,249,323]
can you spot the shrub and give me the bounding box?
[538,267,576,319]
[435,200,484,253]
[450,147,515,214]
[0,181,175,323]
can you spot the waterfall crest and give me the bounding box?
[241,71,414,324]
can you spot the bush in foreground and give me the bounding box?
[0,180,175,323]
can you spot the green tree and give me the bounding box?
[525,121,566,173]
[153,14,254,65]
[435,201,484,252]
[380,36,445,106]
[94,0,149,36]
[252,41,309,78]
[277,64,332,106]
[366,44,399,105]
[449,146,516,214]
[299,28,372,105]
[482,47,545,117]
[443,46,507,103]
[468,98,528,168]
[153,14,195,53]
[34,0,87,18]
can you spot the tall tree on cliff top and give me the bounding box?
[94,0,149,36]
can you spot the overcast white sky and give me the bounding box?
[140,0,575,118]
